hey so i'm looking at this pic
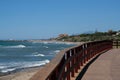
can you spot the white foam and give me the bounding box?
[54,50,60,53]
[43,42,48,44]
[0,66,6,69]
[0,60,50,73]
[33,54,45,57]
[30,41,75,45]
[43,46,49,48]
[16,45,26,48]
[22,60,50,68]
[1,68,16,73]
[32,52,45,57]
[5,45,26,48]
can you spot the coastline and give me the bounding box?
[28,40,84,45]
[0,67,42,80]
[0,40,84,80]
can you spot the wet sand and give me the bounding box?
[0,67,42,80]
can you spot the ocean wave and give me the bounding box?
[22,60,50,68]
[5,45,26,48]
[33,54,45,57]
[43,42,48,44]
[1,68,16,73]
[0,66,6,69]
[0,60,50,73]
[31,52,45,57]
[31,41,48,44]
[43,46,49,48]
[54,50,60,53]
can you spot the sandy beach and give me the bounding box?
[0,67,41,80]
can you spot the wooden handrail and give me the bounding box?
[113,40,120,48]
[30,40,113,80]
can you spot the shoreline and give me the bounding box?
[28,40,84,45]
[0,67,42,80]
[0,40,84,80]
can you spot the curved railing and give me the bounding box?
[30,40,112,80]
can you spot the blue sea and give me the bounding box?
[0,40,74,74]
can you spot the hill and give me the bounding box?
[54,30,120,42]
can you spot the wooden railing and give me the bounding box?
[30,40,113,80]
[113,40,120,48]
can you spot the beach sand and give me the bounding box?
[0,67,41,80]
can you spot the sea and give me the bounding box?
[0,40,74,75]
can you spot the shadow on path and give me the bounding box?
[76,53,102,80]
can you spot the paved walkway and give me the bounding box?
[80,49,120,80]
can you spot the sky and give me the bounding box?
[0,0,120,40]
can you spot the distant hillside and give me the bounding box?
[54,30,120,42]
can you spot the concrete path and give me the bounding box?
[81,49,120,80]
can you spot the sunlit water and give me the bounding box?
[0,40,74,74]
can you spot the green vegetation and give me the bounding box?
[55,30,120,42]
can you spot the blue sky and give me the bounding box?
[0,0,120,40]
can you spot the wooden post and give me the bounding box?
[66,62,70,80]
[71,58,74,77]
[117,40,118,48]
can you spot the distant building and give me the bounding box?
[58,34,68,38]
[116,32,120,35]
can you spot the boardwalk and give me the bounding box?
[80,49,120,80]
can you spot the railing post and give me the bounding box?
[66,62,70,80]
[74,48,78,73]
[71,58,74,77]
[117,40,118,48]
[71,49,75,77]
